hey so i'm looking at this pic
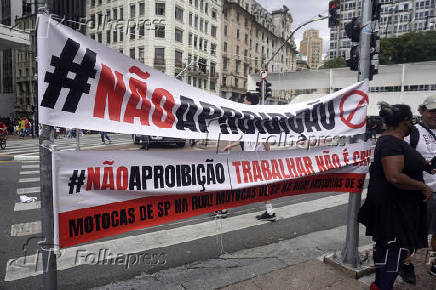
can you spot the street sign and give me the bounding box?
[259,70,268,79]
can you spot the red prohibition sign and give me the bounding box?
[339,90,369,129]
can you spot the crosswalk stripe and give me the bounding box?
[10,221,42,237]
[4,191,365,281]
[20,171,40,175]
[18,177,40,183]
[21,165,39,169]
[17,187,40,195]
[14,201,41,211]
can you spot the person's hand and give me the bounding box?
[423,185,433,202]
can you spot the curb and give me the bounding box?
[0,154,13,161]
[14,155,39,161]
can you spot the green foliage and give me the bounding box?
[321,57,347,69]
[380,31,436,65]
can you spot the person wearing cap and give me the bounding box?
[403,95,436,281]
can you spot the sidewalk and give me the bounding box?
[93,225,435,290]
[224,248,435,290]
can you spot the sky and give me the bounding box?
[257,0,330,55]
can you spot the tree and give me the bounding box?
[380,31,436,65]
[321,57,347,69]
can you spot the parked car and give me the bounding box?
[132,134,186,150]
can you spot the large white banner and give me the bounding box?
[52,141,371,248]
[37,14,369,141]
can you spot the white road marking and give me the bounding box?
[17,187,40,195]
[21,165,39,169]
[4,191,366,281]
[20,171,40,175]
[10,221,42,237]
[18,177,40,183]
[14,201,41,211]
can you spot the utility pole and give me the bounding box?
[341,0,372,268]
[36,0,58,289]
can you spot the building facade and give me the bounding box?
[299,29,323,69]
[220,0,296,101]
[86,0,222,94]
[13,8,36,117]
[329,0,436,60]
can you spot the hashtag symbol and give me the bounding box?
[68,170,86,194]
[41,38,97,113]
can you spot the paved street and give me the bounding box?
[0,136,372,289]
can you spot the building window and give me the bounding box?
[175,6,184,22]
[189,33,193,45]
[200,18,203,31]
[154,48,165,65]
[205,3,208,13]
[139,23,145,37]
[194,35,198,48]
[155,25,165,38]
[113,8,118,20]
[113,30,117,42]
[199,38,203,49]
[211,43,216,55]
[175,50,183,67]
[194,15,198,28]
[106,30,111,43]
[212,9,217,19]
[119,26,123,42]
[130,48,135,59]
[210,81,216,90]
[175,28,183,42]
[155,2,165,15]
[119,8,123,20]
[138,46,145,62]
[237,29,240,39]
[205,21,208,33]
[223,42,227,52]
[224,25,227,36]
[211,25,217,37]
[130,4,135,18]
[97,32,102,43]
[139,2,145,16]
[188,76,192,85]
[130,27,135,39]
[193,77,197,87]
[189,13,193,26]
[210,62,216,75]
[222,76,227,86]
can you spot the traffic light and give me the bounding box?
[369,33,380,80]
[345,17,360,71]
[346,46,359,71]
[372,0,381,21]
[328,0,341,28]
[265,81,272,98]
[345,17,360,42]
[255,81,262,95]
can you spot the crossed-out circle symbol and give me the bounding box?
[339,90,369,129]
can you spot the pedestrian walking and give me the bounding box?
[100,131,111,144]
[222,93,276,221]
[358,103,434,290]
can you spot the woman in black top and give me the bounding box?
[358,104,433,290]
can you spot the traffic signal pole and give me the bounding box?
[341,0,372,268]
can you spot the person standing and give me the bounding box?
[100,131,111,144]
[403,95,436,280]
[358,104,433,290]
[222,93,276,221]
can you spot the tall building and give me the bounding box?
[0,0,24,119]
[220,0,297,101]
[86,0,222,94]
[14,3,36,117]
[299,29,323,69]
[329,0,436,60]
